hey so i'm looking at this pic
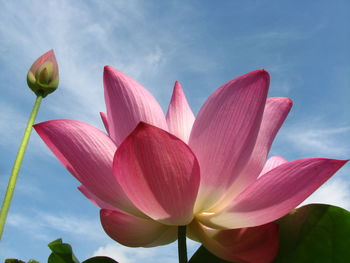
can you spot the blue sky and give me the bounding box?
[0,0,349,262]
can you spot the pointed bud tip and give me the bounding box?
[104,65,114,72]
[172,80,186,98]
[104,65,125,80]
[257,69,270,80]
[27,49,59,97]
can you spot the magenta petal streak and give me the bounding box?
[100,112,110,135]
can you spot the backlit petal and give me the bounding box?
[101,209,177,247]
[189,220,278,263]
[189,70,269,211]
[114,122,200,225]
[104,66,167,145]
[34,119,142,216]
[199,158,347,229]
[259,156,288,177]
[166,81,195,143]
[211,98,292,211]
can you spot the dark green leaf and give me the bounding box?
[189,246,235,263]
[5,259,25,263]
[47,238,80,263]
[4,259,39,263]
[82,256,119,263]
[273,204,350,263]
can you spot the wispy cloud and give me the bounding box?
[0,102,27,146]
[92,244,172,263]
[275,120,350,159]
[92,239,200,263]
[8,210,105,241]
[301,172,350,210]
[1,0,170,124]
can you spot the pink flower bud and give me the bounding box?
[27,50,59,97]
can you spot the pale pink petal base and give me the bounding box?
[211,98,292,211]
[259,156,288,177]
[224,98,292,196]
[114,123,200,225]
[199,158,347,229]
[189,70,269,211]
[100,209,177,247]
[166,81,195,143]
[189,220,279,263]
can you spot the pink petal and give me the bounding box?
[34,119,143,217]
[78,185,116,210]
[101,209,177,247]
[228,98,292,193]
[212,99,292,211]
[259,156,288,177]
[104,66,167,146]
[29,49,58,74]
[199,158,347,229]
[114,122,200,225]
[189,220,278,263]
[189,70,270,211]
[144,227,178,247]
[100,112,110,134]
[166,81,195,143]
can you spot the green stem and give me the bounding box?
[0,95,43,240]
[178,225,188,263]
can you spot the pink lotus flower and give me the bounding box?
[34,66,347,263]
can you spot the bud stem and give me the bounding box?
[178,225,188,263]
[0,95,43,240]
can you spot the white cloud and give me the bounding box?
[7,210,105,241]
[277,122,350,158]
[92,243,176,263]
[92,238,200,263]
[0,0,169,124]
[0,102,27,146]
[301,175,350,211]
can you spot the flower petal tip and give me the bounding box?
[331,158,349,168]
[41,49,55,59]
[103,65,122,79]
[33,119,53,132]
[104,65,114,72]
[104,65,126,77]
[174,80,181,88]
[275,97,293,105]
[258,69,270,83]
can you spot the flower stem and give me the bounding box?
[178,225,188,263]
[0,95,43,240]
